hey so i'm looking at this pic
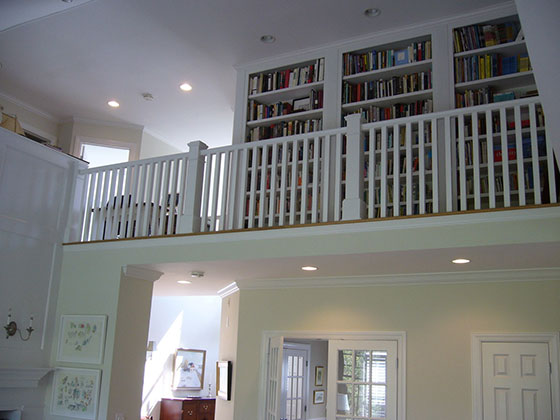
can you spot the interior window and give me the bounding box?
[80,143,130,168]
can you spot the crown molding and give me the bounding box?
[0,91,58,122]
[217,282,240,298]
[122,265,163,282]
[236,268,560,290]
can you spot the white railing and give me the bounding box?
[68,97,557,243]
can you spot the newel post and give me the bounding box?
[342,113,366,221]
[179,140,208,233]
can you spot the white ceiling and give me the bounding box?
[146,242,560,296]
[0,0,508,150]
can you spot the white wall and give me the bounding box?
[140,131,183,159]
[307,341,327,420]
[0,128,85,419]
[142,296,221,417]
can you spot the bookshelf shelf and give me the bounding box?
[455,71,534,91]
[342,60,432,83]
[342,89,433,111]
[246,109,323,128]
[454,40,527,58]
[248,81,324,104]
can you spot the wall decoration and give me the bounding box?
[216,360,232,400]
[314,365,324,386]
[51,368,101,419]
[313,390,325,404]
[172,348,206,390]
[57,315,107,364]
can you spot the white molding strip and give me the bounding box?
[0,91,58,122]
[0,368,52,388]
[471,332,560,420]
[62,116,144,131]
[64,206,560,250]
[237,268,560,290]
[121,265,163,282]
[217,282,240,298]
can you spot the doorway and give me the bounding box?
[262,332,405,420]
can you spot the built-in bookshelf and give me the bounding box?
[245,58,325,142]
[455,103,550,210]
[452,16,538,108]
[341,37,433,124]
[361,123,435,217]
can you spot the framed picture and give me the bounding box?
[57,315,107,364]
[292,96,310,112]
[172,348,206,390]
[313,390,325,404]
[216,360,232,401]
[51,368,101,419]
[314,366,324,386]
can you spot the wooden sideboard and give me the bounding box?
[160,398,215,420]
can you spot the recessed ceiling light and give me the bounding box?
[177,280,192,284]
[452,258,471,264]
[180,83,193,92]
[107,100,120,108]
[364,8,381,18]
[301,266,318,271]
[260,35,276,43]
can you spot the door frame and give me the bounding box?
[282,342,311,420]
[471,332,560,420]
[259,331,406,420]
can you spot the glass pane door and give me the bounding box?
[327,340,397,420]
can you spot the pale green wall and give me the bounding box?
[54,208,560,420]
[140,131,183,159]
[234,280,560,420]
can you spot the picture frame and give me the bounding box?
[172,348,206,390]
[313,390,325,404]
[314,365,324,386]
[216,360,232,401]
[292,96,310,112]
[51,368,101,419]
[57,315,107,364]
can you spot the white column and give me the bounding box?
[342,113,366,220]
[179,141,208,233]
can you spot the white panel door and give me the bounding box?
[266,336,285,420]
[327,340,397,420]
[281,348,308,420]
[482,342,552,420]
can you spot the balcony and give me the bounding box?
[65,97,558,244]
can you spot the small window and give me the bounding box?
[80,143,130,168]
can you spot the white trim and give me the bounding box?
[471,332,560,420]
[19,121,57,144]
[282,342,312,420]
[217,282,240,298]
[0,368,52,388]
[74,135,140,162]
[259,331,406,420]
[122,265,163,282]
[0,91,58,121]
[64,206,560,250]
[238,268,560,290]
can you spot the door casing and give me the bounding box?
[471,332,560,420]
[259,331,406,420]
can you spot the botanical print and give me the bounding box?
[57,315,107,364]
[51,369,100,419]
[65,321,97,351]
